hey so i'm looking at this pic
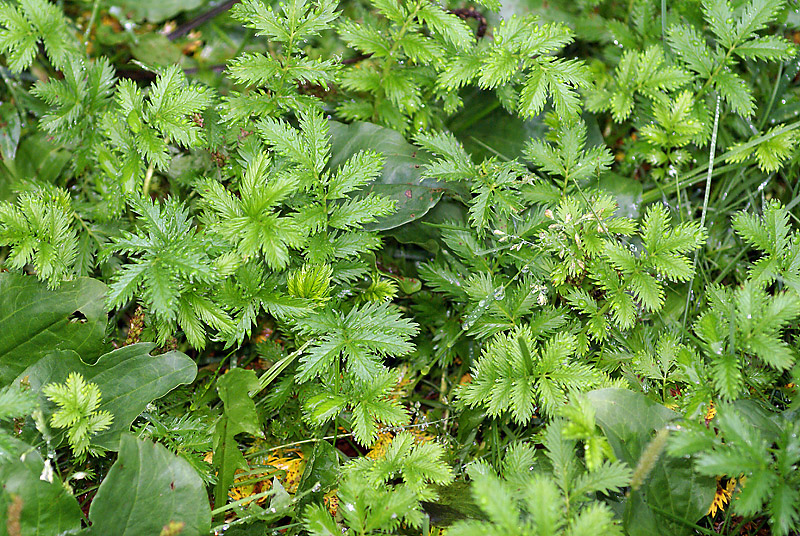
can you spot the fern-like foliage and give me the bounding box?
[256,108,394,275]
[337,0,473,131]
[42,372,114,460]
[0,0,77,72]
[102,65,213,190]
[725,125,798,173]
[135,412,214,484]
[669,402,800,536]
[225,0,339,123]
[295,296,416,445]
[105,196,233,348]
[439,15,588,120]
[194,108,399,348]
[592,0,795,121]
[694,280,800,400]
[637,90,707,180]
[539,196,703,337]
[732,201,800,290]
[524,117,615,192]
[297,299,417,381]
[304,432,453,533]
[602,203,705,314]
[585,46,691,123]
[613,330,694,405]
[0,187,78,288]
[198,150,303,271]
[587,0,797,177]
[449,425,630,536]
[669,0,795,117]
[460,329,604,421]
[303,370,409,446]
[30,56,116,171]
[416,131,526,232]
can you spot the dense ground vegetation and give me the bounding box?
[1,0,800,534]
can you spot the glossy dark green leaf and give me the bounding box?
[217,367,261,437]
[328,121,450,231]
[0,274,109,386]
[386,199,468,253]
[17,343,197,450]
[89,434,211,535]
[447,91,547,162]
[423,481,485,526]
[10,133,71,183]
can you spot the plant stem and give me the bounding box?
[682,94,720,336]
[641,119,800,204]
[647,504,718,535]
[83,0,101,46]
[372,1,424,122]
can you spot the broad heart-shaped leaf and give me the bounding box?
[89,434,211,536]
[0,274,109,386]
[328,121,454,231]
[587,388,715,536]
[0,438,82,536]
[16,343,196,450]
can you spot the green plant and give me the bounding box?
[694,280,800,400]
[337,0,473,131]
[448,424,630,536]
[1,0,800,533]
[669,402,800,535]
[42,372,114,460]
[305,432,454,534]
[460,330,605,422]
[0,187,78,288]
